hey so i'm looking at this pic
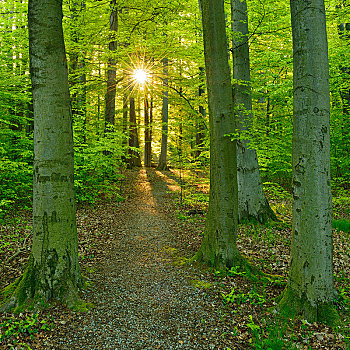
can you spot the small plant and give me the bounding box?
[222,288,267,306]
[0,313,52,345]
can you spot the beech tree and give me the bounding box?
[194,0,239,269]
[277,0,339,324]
[157,57,169,170]
[104,0,118,129]
[231,0,277,224]
[1,0,84,311]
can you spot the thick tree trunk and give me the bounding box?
[1,0,84,312]
[104,0,118,130]
[231,0,277,224]
[195,0,239,270]
[144,95,152,167]
[128,96,141,167]
[157,57,169,170]
[277,0,339,325]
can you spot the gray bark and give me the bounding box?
[144,95,152,167]
[1,0,83,311]
[128,96,142,167]
[196,0,239,269]
[157,57,169,170]
[231,0,277,223]
[104,0,118,130]
[278,0,339,324]
[196,66,206,159]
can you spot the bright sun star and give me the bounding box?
[133,69,148,85]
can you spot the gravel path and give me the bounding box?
[50,168,237,350]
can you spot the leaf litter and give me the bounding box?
[0,168,349,349]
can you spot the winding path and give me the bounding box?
[48,169,238,349]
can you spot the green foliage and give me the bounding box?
[0,313,52,345]
[222,288,267,306]
[247,315,297,350]
[0,136,33,221]
[333,219,350,233]
[74,130,126,204]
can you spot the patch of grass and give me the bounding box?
[247,315,299,350]
[333,219,350,233]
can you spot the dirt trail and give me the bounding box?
[45,168,238,350]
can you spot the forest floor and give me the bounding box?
[0,168,349,349]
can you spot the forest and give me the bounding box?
[0,0,350,348]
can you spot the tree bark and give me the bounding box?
[195,66,206,160]
[104,0,118,130]
[277,0,339,325]
[1,0,84,312]
[157,57,169,170]
[195,0,239,270]
[144,95,152,167]
[231,0,277,224]
[128,96,142,167]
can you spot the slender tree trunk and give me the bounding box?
[277,0,339,325]
[122,92,128,145]
[144,95,152,167]
[338,22,350,116]
[1,0,84,312]
[231,0,277,224]
[196,66,206,159]
[104,0,118,130]
[157,57,169,170]
[195,0,239,270]
[128,96,141,167]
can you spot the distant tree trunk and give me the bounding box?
[194,0,240,270]
[104,0,118,130]
[231,0,277,224]
[277,0,339,325]
[195,66,206,159]
[69,1,87,143]
[338,22,350,116]
[157,57,169,170]
[150,93,154,164]
[144,95,152,167]
[1,0,84,312]
[122,92,128,145]
[128,96,141,167]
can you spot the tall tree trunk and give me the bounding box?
[194,0,239,270]
[1,0,84,312]
[338,22,350,116]
[157,57,169,170]
[144,95,152,167]
[195,66,206,159]
[122,92,128,145]
[104,0,118,130]
[128,96,141,167]
[277,0,339,325]
[231,0,277,224]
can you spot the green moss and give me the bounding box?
[71,299,94,312]
[190,280,212,289]
[0,279,19,310]
[265,220,291,230]
[276,287,340,326]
